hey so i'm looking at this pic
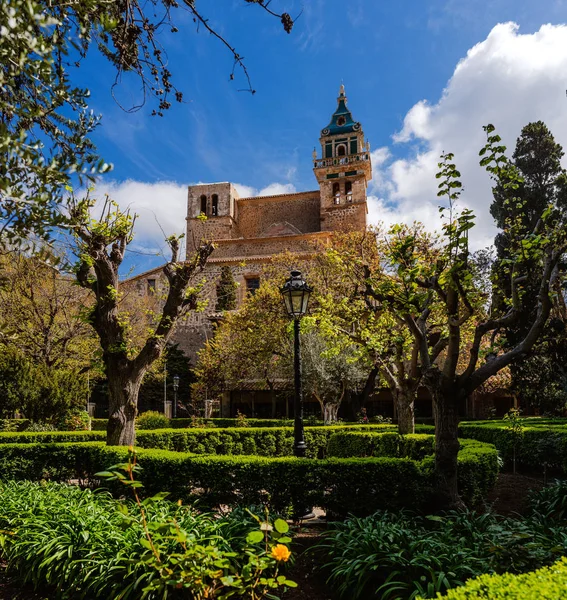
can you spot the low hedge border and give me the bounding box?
[457,422,567,471]
[0,424,396,459]
[327,431,435,460]
[0,437,498,516]
[429,556,567,599]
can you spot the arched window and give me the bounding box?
[200,195,207,215]
[345,181,353,202]
[336,145,346,157]
[332,182,341,205]
[211,194,218,216]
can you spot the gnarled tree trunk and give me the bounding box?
[426,372,463,509]
[323,402,340,424]
[393,386,415,434]
[106,363,142,445]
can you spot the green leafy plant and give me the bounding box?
[503,408,524,474]
[236,410,250,428]
[317,504,567,600]
[96,448,296,598]
[136,411,170,430]
[56,408,91,431]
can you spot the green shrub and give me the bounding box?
[0,419,31,432]
[327,432,435,460]
[136,410,169,430]
[458,421,567,472]
[0,439,498,516]
[0,430,104,444]
[430,557,567,599]
[25,422,56,432]
[320,507,567,600]
[0,480,296,599]
[90,417,340,430]
[56,408,91,431]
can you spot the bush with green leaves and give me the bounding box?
[318,501,567,600]
[0,424,396,460]
[56,408,91,431]
[0,346,86,421]
[458,420,567,472]
[0,474,296,599]
[429,557,567,599]
[136,411,170,430]
[0,438,498,516]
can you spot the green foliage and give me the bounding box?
[327,432,435,460]
[136,411,170,431]
[430,557,567,599]
[56,408,91,431]
[458,419,567,472]
[0,436,498,516]
[0,346,87,421]
[319,503,567,600]
[236,410,251,428]
[0,479,296,599]
[216,266,238,311]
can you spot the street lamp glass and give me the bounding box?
[173,375,180,390]
[280,270,312,318]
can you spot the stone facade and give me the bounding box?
[126,86,372,366]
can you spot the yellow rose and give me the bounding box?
[270,544,291,562]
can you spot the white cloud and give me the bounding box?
[92,179,296,252]
[368,22,567,249]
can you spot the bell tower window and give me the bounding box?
[211,194,218,216]
[332,182,341,204]
[336,144,346,157]
[345,181,353,202]
[200,195,207,215]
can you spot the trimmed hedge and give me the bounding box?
[0,438,498,516]
[0,430,105,444]
[430,556,567,599]
[458,422,567,471]
[0,424,396,458]
[91,417,326,431]
[328,431,435,460]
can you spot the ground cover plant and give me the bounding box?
[0,462,296,599]
[317,481,567,599]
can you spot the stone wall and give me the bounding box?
[236,191,321,238]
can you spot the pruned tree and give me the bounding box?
[363,126,567,507]
[70,196,213,445]
[301,331,367,424]
[194,280,293,410]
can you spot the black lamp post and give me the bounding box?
[173,375,180,419]
[280,270,312,458]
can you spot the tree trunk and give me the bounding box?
[394,387,415,434]
[427,377,463,509]
[323,402,339,424]
[106,363,142,446]
[360,365,379,408]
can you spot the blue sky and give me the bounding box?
[77,0,567,275]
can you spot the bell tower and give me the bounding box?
[313,85,372,232]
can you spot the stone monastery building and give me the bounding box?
[131,85,372,365]
[124,86,513,420]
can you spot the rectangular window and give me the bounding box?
[325,143,333,158]
[147,278,156,294]
[246,277,260,295]
[350,139,358,154]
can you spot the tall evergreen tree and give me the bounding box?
[490,122,567,413]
